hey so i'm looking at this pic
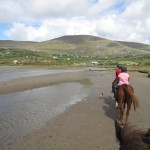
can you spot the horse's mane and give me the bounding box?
[122,125,149,149]
[115,120,150,150]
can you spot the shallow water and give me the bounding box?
[0,82,89,149]
[0,67,110,83]
[0,69,84,82]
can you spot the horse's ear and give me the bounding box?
[115,120,123,142]
[142,128,150,145]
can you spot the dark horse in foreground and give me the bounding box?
[114,84,139,124]
[115,120,150,150]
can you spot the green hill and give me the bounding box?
[0,35,150,58]
[0,35,150,66]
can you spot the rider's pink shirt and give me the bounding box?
[118,72,129,85]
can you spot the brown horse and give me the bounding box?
[115,120,150,150]
[114,84,139,124]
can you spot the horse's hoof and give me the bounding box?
[117,120,123,125]
[119,122,124,126]
[124,122,128,125]
[122,122,125,125]
[119,119,124,125]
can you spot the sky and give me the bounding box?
[0,0,150,44]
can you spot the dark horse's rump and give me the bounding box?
[115,120,150,150]
[115,84,139,124]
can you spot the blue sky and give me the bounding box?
[0,0,150,44]
[0,23,11,40]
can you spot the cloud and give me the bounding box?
[28,0,89,18]
[0,0,90,22]
[88,0,118,16]
[0,0,23,22]
[5,18,98,41]
[96,14,150,44]
[0,0,119,22]
[1,0,150,44]
[122,0,150,20]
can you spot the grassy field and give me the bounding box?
[103,65,150,78]
[127,65,150,78]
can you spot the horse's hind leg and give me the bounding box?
[119,103,124,124]
[125,102,132,124]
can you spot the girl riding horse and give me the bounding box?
[114,67,139,124]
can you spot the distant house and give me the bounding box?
[91,61,98,65]
[52,56,58,59]
[13,60,19,64]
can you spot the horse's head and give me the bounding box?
[115,120,150,150]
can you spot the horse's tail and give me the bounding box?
[123,85,139,110]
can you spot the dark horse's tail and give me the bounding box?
[122,84,139,110]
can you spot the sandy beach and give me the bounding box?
[0,66,150,150]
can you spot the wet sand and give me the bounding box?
[0,71,91,94]
[0,67,150,150]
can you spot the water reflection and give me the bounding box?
[0,82,89,149]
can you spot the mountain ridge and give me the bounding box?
[0,35,150,57]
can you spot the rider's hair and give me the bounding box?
[121,66,127,72]
[117,64,122,68]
